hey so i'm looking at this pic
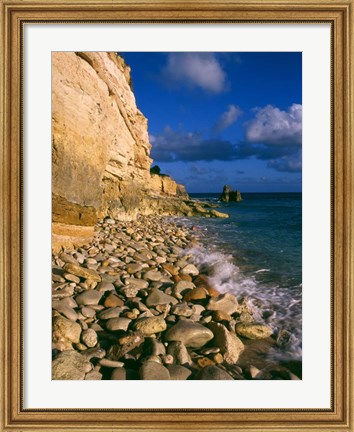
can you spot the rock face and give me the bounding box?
[220,185,242,202]
[52,52,227,251]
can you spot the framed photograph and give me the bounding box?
[1,0,353,431]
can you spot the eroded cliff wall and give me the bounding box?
[52,52,189,251]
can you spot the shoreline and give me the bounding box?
[52,215,302,380]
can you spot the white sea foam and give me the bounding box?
[184,243,302,359]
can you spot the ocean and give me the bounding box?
[176,192,302,360]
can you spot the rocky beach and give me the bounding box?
[52,215,301,380]
[51,52,301,381]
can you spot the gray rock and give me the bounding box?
[143,270,163,282]
[133,315,167,335]
[75,290,103,306]
[208,322,244,364]
[165,320,213,348]
[60,296,78,309]
[106,317,131,332]
[197,365,234,380]
[99,358,125,368]
[126,263,145,274]
[124,278,149,290]
[98,307,124,320]
[59,253,78,265]
[52,351,92,380]
[166,341,192,365]
[96,281,115,292]
[80,306,96,318]
[146,338,166,356]
[171,302,194,317]
[139,361,170,380]
[206,293,240,315]
[111,367,139,380]
[146,289,178,307]
[52,315,81,344]
[63,273,80,283]
[52,285,75,299]
[167,364,192,380]
[52,302,79,322]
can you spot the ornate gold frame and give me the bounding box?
[1,1,353,431]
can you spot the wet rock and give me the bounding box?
[165,320,213,348]
[183,287,207,301]
[236,323,273,340]
[206,293,240,315]
[180,264,199,276]
[173,280,195,299]
[162,263,179,276]
[213,310,232,322]
[249,365,261,379]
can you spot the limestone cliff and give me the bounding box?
[52,52,225,251]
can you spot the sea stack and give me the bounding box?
[220,185,243,203]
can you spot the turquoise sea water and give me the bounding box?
[178,192,302,359]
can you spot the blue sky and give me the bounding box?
[121,52,302,193]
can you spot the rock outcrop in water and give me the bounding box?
[52,52,227,251]
[220,185,243,203]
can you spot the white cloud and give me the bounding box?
[213,104,242,132]
[162,53,227,93]
[245,104,302,146]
